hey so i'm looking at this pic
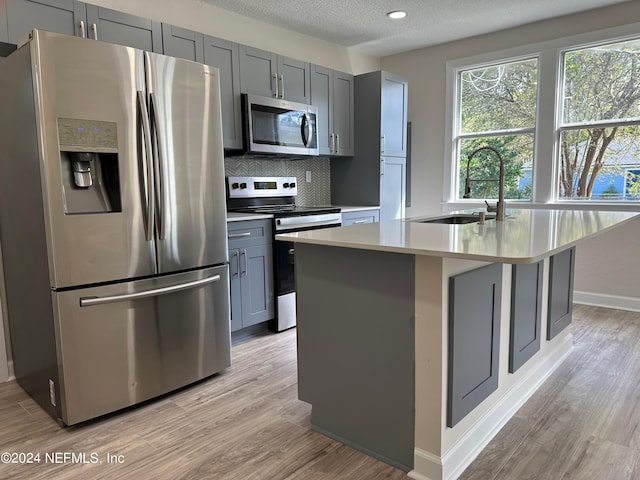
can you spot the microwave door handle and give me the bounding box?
[137,91,155,242]
[301,113,312,147]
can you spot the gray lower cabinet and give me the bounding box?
[239,45,310,103]
[5,0,86,43]
[341,209,380,226]
[380,156,406,222]
[85,4,162,52]
[510,261,543,373]
[310,65,354,156]
[295,243,415,470]
[204,36,242,150]
[161,24,203,62]
[227,220,274,332]
[547,247,575,340]
[448,263,502,427]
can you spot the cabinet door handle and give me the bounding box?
[79,20,86,38]
[240,249,248,276]
[354,219,369,224]
[330,133,335,153]
[228,232,251,239]
[335,133,340,154]
[231,250,239,278]
[381,135,386,153]
[288,248,295,255]
[279,74,284,99]
[273,73,279,98]
[380,157,385,176]
[91,23,98,40]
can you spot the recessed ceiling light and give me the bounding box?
[387,11,407,20]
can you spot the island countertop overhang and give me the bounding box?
[276,209,640,263]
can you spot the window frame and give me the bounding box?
[454,55,540,202]
[444,22,640,211]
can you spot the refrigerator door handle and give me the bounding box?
[149,91,166,241]
[79,275,221,307]
[137,90,155,242]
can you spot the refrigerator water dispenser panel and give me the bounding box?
[58,118,122,214]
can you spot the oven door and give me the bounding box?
[243,94,318,156]
[272,221,340,332]
[274,222,339,296]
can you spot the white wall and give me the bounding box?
[381,2,640,304]
[89,0,380,74]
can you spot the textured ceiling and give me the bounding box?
[200,0,632,56]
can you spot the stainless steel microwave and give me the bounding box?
[242,94,319,156]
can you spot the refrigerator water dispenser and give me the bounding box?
[58,118,122,214]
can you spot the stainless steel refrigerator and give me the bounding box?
[0,30,231,426]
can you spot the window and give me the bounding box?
[446,25,640,207]
[454,58,538,201]
[559,39,640,201]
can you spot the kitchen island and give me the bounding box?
[276,209,639,480]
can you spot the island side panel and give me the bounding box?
[295,243,415,471]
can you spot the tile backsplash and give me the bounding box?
[224,155,331,206]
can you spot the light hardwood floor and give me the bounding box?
[0,305,639,479]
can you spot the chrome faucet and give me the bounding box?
[463,146,506,221]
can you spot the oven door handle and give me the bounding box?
[275,213,341,228]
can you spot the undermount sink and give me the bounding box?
[415,214,496,225]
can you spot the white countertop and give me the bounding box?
[276,209,640,263]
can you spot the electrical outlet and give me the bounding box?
[305,171,312,183]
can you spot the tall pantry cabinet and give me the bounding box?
[330,71,408,221]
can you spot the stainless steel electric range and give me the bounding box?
[227,176,341,332]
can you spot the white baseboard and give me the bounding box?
[410,334,573,480]
[574,291,640,312]
[0,359,15,382]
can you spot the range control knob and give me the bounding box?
[231,182,239,189]
[240,182,247,189]
[289,182,296,188]
[283,182,289,188]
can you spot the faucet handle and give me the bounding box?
[484,200,497,213]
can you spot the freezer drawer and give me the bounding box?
[52,265,231,425]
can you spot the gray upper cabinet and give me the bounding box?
[204,36,242,150]
[310,64,353,156]
[310,65,332,155]
[5,0,87,43]
[276,54,310,104]
[4,1,161,52]
[161,24,203,62]
[85,4,162,52]
[333,70,354,156]
[239,45,310,103]
[380,71,409,158]
[330,70,408,219]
